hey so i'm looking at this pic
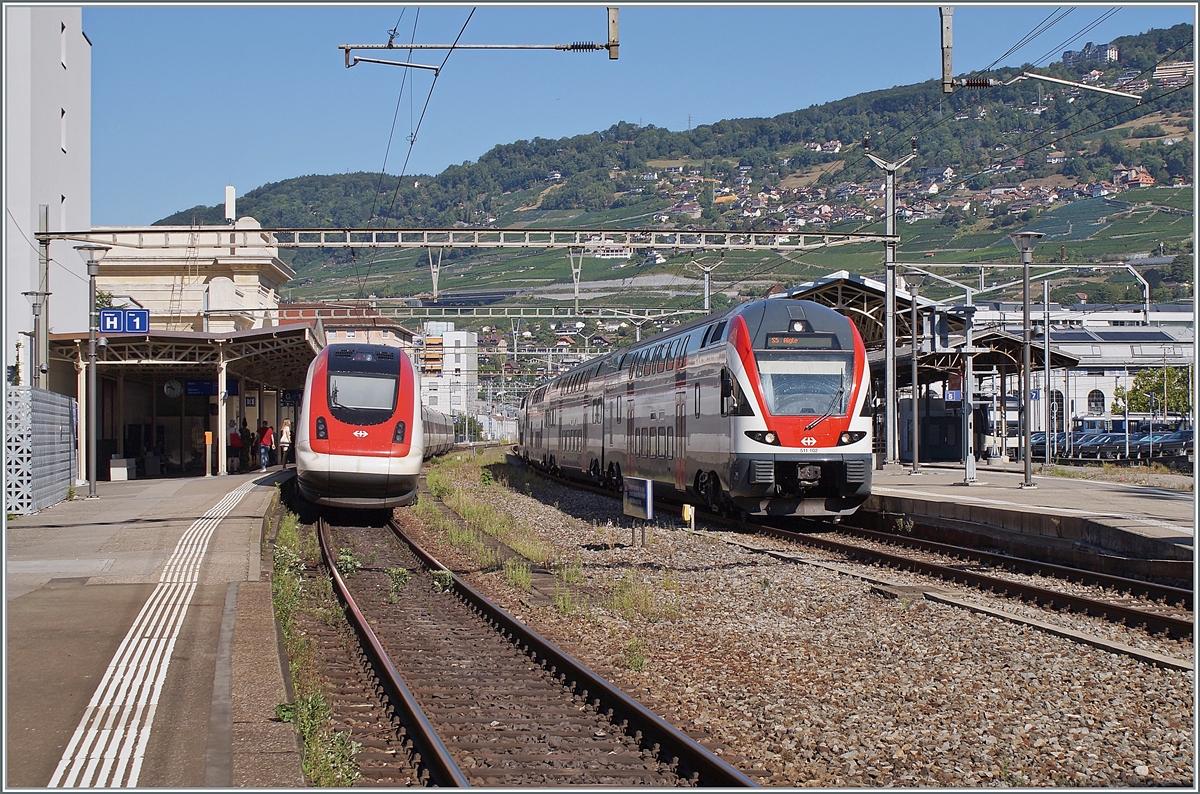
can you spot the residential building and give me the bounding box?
[1062,41,1118,66]
[420,321,477,416]
[5,5,92,392]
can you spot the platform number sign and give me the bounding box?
[98,308,150,333]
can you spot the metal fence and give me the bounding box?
[5,386,78,514]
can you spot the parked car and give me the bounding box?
[1074,432,1130,461]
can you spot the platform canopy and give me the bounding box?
[48,321,325,390]
[866,328,1081,389]
[778,270,964,349]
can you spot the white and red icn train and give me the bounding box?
[518,299,873,518]
[296,343,453,509]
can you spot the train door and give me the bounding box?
[674,389,687,491]
[626,396,635,477]
[586,396,603,479]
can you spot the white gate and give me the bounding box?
[5,386,78,514]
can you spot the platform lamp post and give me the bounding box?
[22,291,51,389]
[864,134,918,468]
[76,244,111,499]
[1009,232,1043,489]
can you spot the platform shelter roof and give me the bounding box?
[777,270,963,349]
[48,321,324,391]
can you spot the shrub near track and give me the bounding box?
[272,510,362,787]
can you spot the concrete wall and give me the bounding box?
[5,6,91,385]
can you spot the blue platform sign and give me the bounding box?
[622,476,654,521]
[280,389,303,407]
[98,308,150,334]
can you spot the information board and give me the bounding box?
[622,476,654,520]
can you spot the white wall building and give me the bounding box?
[5,5,92,391]
[420,321,477,417]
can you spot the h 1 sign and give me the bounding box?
[98,308,150,334]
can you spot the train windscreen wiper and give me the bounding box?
[805,387,844,431]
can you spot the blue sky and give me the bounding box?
[83,3,1195,225]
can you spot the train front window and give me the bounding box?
[329,374,397,412]
[755,352,852,416]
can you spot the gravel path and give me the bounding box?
[397,453,1194,787]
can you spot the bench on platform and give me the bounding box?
[110,458,137,481]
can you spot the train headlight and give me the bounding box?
[837,431,866,445]
[393,421,407,444]
[316,416,328,439]
[745,430,781,445]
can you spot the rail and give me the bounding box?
[317,517,470,787]
[388,517,759,787]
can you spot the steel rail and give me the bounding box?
[836,525,1193,608]
[752,523,1194,639]
[387,518,760,788]
[316,517,471,788]
[525,463,1193,639]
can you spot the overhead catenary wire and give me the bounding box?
[352,8,419,297]
[359,8,476,300]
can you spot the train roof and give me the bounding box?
[540,298,854,385]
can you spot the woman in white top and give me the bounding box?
[279,418,293,469]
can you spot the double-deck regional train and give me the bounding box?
[296,343,453,508]
[518,299,872,518]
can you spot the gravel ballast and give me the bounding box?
[396,453,1194,787]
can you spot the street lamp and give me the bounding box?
[22,290,51,389]
[1009,232,1044,489]
[865,134,918,467]
[76,244,111,499]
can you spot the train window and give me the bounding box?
[667,427,674,458]
[329,373,397,412]
[650,426,657,457]
[756,352,852,416]
[694,383,701,418]
[709,321,728,345]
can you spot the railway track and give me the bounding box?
[316,514,757,787]
[525,464,1193,641]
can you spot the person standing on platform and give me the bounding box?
[227,419,243,473]
[258,420,275,472]
[239,419,253,472]
[278,418,293,469]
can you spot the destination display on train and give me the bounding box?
[765,333,837,349]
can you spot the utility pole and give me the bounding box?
[76,244,111,499]
[910,282,922,474]
[1044,279,1052,465]
[694,254,723,311]
[1010,232,1044,489]
[864,134,918,467]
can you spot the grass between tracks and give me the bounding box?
[272,510,362,787]
[417,450,686,670]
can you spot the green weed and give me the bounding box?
[431,570,454,593]
[335,548,361,576]
[503,557,532,591]
[622,637,647,671]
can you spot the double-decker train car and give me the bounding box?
[296,343,452,509]
[518,298,872,518]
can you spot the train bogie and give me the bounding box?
[518,299,872,518]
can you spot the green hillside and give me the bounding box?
[157,23,1193,309]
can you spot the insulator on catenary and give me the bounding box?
[568,41,598,51]
[960,78,993,88]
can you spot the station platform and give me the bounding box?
[4,470,300,788]
[862,461,1194,583]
